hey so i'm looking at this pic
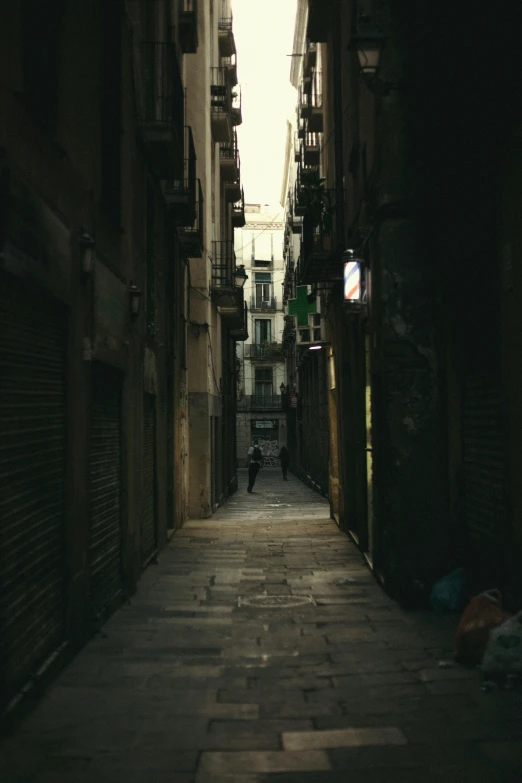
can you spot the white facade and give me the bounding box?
[235,205,288,465]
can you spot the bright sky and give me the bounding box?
[233,0,298,209]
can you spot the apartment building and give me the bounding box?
[184,0,247,515]
[0,0,247,715]
[235,205,288,465]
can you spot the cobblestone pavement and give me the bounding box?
[2,469,522,782]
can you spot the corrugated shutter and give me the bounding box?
[142,393,157,564]
[462,374,505,548]
[0,275,66,708]
[89,364,123,619]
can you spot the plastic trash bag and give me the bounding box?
[454,589,511,666]
[430,567,465,614]
[482,611,522,675]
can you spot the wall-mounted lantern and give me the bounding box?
[79,232,95,275]
[233,264,248,288]
[349,17,390,94]
[128,283,142,319]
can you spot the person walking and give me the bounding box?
[279,445,290,480]
[246,439,263,493]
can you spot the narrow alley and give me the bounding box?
[2,470,521,783]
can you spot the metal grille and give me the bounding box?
[463,374,505,545]
[0,275,66,708]
[89,364,123,619]
[142,393,157,564]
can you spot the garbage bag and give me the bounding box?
[482,611,522,675]
[454,590,511,666]
[430,567,465,614]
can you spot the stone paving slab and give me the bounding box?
[1,469,521,783]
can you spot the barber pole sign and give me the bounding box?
[344,259,361,301]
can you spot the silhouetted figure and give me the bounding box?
[279,445,290,480]
[246,439,263,492]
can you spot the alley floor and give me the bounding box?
[1,469,522,783]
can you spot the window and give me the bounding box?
[255,367,273,401]
[254,319,271,344]
[255,272,271,307]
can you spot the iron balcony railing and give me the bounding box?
[232,187,245,227]
[211,240,236,290]
[303,41,317,76]
[248,394,283,410]
[219,128,239,171]
[245,343,285,360]
[250,295,277,311]
[164,126,196,224]
[210,66,232,114]
[231,86,242,126]
[178,178,204,257]
[222,55,238,86]
[218,12,235,57]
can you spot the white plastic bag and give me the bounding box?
[481,611,522,674]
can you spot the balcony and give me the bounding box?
[294,132,301,162]
[224,153,241,203]
[299,85,309,120]
[307,0,331,42]
[211,67,232,143]
[164,126,196,226]
[308,73,324,133]
[245,343,285,360]
[218,14,236,57]
[179,0,198,54]
[303,42,317,76]
[222,55,238,86]
[250,295,277,312]
[178,179,204,258]
[231,86,242,126]
[303,132,321,166]
[248,394,283,411]
[219,129,239,181]
[139,42,184,178]
[299,208,342,284]
[230,303,249,342]
[232,188,246,228]
[211,240,245,324]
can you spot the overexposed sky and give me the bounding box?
[233,0,298,208]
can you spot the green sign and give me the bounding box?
[288,286,317,327]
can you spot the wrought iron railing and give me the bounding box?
[210,67,232,113]
[250,295,277,311]
[211,240,236,289]
[245,343,285,360]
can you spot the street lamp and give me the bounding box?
[79,231,95,275]
[349,16,386,77]
[233,264,248,288]
[128,283,142,319]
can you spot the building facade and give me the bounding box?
[185,0,247,516]
[235,205,288,465]
[283,0,522,607]
[0,0,246,716]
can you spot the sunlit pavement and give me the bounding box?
[2,469,522,782]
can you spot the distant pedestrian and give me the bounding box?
[279,445,290,480]
[246,439,263,493]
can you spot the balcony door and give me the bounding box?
[255,367,273,404]
[255,273,272,308]
[254,318,271,346]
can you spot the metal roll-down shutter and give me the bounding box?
[0,275,67,708]
[89,363,123,619]
[462,373,506,557]
[141,393,157,565]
